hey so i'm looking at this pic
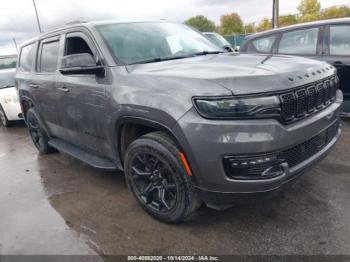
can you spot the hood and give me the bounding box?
[126,53,335,95]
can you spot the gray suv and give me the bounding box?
[16,21,343,223]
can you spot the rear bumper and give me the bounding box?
[1,101,23,121]
[173,91,343,198]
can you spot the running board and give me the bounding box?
[48,138,117,170]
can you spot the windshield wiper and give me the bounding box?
[189,51,225,57]
[128,51,224,65]
[128,55,191,65]
[261,54,274,64]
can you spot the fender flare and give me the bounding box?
[114,116,182,160]
[113,116,199,185]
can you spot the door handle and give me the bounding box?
[333,61,344,66]
[58,87,70,93]
[29,84,39,88]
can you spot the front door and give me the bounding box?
[56,31,110,156]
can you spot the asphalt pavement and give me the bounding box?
[0,121,349,256]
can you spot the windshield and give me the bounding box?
[96,22,221,65]
[0,70,15,89]
[205,33,232,48]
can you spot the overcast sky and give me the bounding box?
[0,0,348,55]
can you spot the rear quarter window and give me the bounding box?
[19,44,35,72]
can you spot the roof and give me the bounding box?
[246,17,350,40]
[20,19,171,47]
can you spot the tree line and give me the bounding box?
[0,62,16,70]
[184,0,350,35]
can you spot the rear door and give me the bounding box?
[322,24,350,102]
[32,36,63,137]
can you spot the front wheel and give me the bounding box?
[124,132,201,223]
[26,108,56,154]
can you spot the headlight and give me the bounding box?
[193,96,281,119]
[4,95,13,103]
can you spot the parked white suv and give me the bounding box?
[0,69,23,127]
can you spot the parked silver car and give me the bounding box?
[0,69,23,126]
[203,32,234,52]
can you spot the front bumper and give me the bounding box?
[196,124,341,210]
[173,92,343,201]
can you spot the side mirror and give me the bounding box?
[59,53,105,75]
[223,46,234,52]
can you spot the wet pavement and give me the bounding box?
[0,121,349,256]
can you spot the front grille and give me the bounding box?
[279,130,327,167]
[295,89,307,117]
[307,86,317,112]
[223,120,340,180]
[280,76,339,123]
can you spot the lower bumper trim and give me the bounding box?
[223,120,340,180]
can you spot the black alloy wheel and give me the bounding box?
[130,153,177,213]
[27,113,44,149]
[125,131,202,223]
[26,108,56,154]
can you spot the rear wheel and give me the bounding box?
[0,105,10,127]
[26,108,56,154]
[124,131,201,223]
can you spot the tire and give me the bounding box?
[0,105,11,127]
[26,108,56,154]
[124,131,202,223]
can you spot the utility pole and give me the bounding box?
[32,0,42,33]
[12,38,18,53]
[272,0,279,29]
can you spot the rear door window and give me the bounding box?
[38,40,60,73]
[278,27,319,55]
[329,25,350,56]
[19,44,35,72]
[250,35,276,53]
